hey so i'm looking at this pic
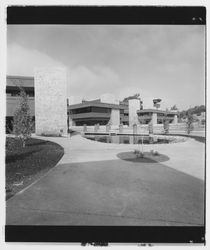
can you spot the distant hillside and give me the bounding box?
[179,105,205,118]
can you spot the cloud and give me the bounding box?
[69,65,121,100]
[7,25,205,110]
[7,43,65,76]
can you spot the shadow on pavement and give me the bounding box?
[117,151,170,163]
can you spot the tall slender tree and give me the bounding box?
[13,87,33,147]
[186,111,194,134]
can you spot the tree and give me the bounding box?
[171,105,178,110]
[163,115,169,134]
[179,105,205,119]
[13,87,33,147]
[186,111,194,134]
[148,121,153,134]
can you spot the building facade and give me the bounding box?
[69,99,127,126]
[137,109,178,124]
[6,75,35,132]
[6,75,179,133]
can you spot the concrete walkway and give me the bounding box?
[6,134,205,225]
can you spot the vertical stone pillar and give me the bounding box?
[133,124,137,134]
[173,114,178,124]
[112,136,120,144]
[83,124,87,132]
[119,124,123,133]
[110,109,120,126]
[106,124,110,132]
[129,136,134,144]
[128,99,140,127]
[152,112,157,125]
[34,67,67,136]
[69,117,75,127]
[148,122,153,134]
[94,124,99,133]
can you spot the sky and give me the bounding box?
[7,25,205,110]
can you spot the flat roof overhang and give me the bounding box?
[70,112,111,119]
[69,102,125,110]
[137,109,177,115]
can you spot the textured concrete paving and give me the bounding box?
[6,134,205,225]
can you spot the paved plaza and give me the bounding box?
[6,134,205,225]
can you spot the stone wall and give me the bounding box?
[34,67,67,136]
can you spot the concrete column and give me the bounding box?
[128,99,140,127]
[148,122,153,134]
[110,109,120,126]
[119,124,123,133]
[112,136,120,144]
[106,124,110,132]
[94,124,100,133]
[133,124,137,134]
[34,67,67,136]
[69,117,75,127]
[83,124,87,132]
[152,112,157,125]
[129,136,134,144]
[173,114,178,124]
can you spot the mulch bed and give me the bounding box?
[6,137,64,200]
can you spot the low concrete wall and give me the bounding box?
[71,122,205,135]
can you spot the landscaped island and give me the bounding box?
[6,137,64,200]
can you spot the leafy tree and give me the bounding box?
[13,87,33,147]
[179,105,205,119]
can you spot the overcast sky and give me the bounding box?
[7,25,205,110]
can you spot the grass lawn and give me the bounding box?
[6,137,64,200]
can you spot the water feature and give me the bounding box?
[83,134,186,144]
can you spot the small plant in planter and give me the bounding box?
[139,152,144,158]
[163,119,169,134]
[148,122,153,134]
[134,149,140,157]
[134,149,144,158]
[153,151,159,156]
[150,149,154,155]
